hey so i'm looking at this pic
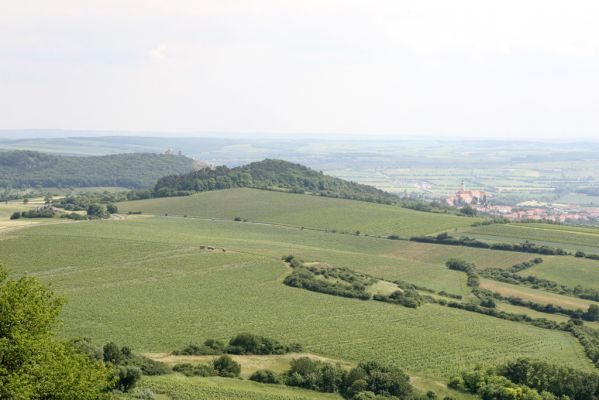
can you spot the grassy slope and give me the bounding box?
[118,188,480,237]
[0,218,592,380]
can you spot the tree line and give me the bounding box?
[0,150,195,189]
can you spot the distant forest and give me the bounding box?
[154,159,401,204]
[0,150,197,189]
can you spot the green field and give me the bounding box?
[480,279,599,311]
[119,188,481,237]
[463,223,599,254]
[518,256,599,289]
[0,217,593,381]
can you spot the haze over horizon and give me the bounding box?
[2,1,598,140]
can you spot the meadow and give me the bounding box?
[118,188,481,237]
[0,216,593,383]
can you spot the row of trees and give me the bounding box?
[173,333,302,356]
[0,150,195,189]
[450,359,599,400]
[283,256,373,300]
[249,357,414,400]
[412,233,571,256]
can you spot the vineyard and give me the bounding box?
[118,188,480,237]
[0,217,593,379]
[3,190,599,398]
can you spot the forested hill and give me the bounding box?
[0,150,197,188]
[154,159,400,204]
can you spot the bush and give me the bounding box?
[173,363,216,377]
[213,355,241,377]
[137,388,155,400]
[249,369,282,384]
[10,212,21,220]
[228,333,292,355]
[116,366,142,392]
[106,204,118,214]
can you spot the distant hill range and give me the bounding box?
[154,159,400,204]
[0,150,197,189]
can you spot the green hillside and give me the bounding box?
[119,188,479,237]
[0,150,196,189]
[153,159,404,205]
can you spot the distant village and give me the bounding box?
[446,181,599,224]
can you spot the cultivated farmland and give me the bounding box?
[0,217,593,381]
[118,188,481,237]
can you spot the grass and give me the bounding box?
[118,188,481,237]
[480,279,599,311]
[0,198,63,234]
[0,217,593,380]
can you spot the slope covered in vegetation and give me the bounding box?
[153,159,401,204]
[0,150,196,188]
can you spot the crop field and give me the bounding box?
[480,279,599,311]
[118,188,481,237]
[385,241,534,269]
[495,303,599,330]
[462,223,599,254]
[0,217,593,382]
[517,256,599,289]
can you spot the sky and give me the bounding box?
[1,1,598,139]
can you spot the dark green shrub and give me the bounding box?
[249,369,282,384]
[213,355,241,377]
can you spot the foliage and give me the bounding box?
[173,333,302,356]
[450,359,599,400]
[446,259,480,288]
[412,234,570,256]
[0,150,196,188]
[153,159,400,204]
[373,289,425,308]
[116,366,142,392]
[0,263,114,398]
[286,357,346,393]
[283,256,373,300]
[250,369,283,384]
[172,363,217,377]
[213,355,242,377]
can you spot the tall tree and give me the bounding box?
[0,264,114,399]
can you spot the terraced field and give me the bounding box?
[118,188,481,237]
[0,217,593,380]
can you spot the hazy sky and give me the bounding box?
[1,1,598,139]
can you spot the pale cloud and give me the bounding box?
[148,44,168,61]
[0,1,598,138]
